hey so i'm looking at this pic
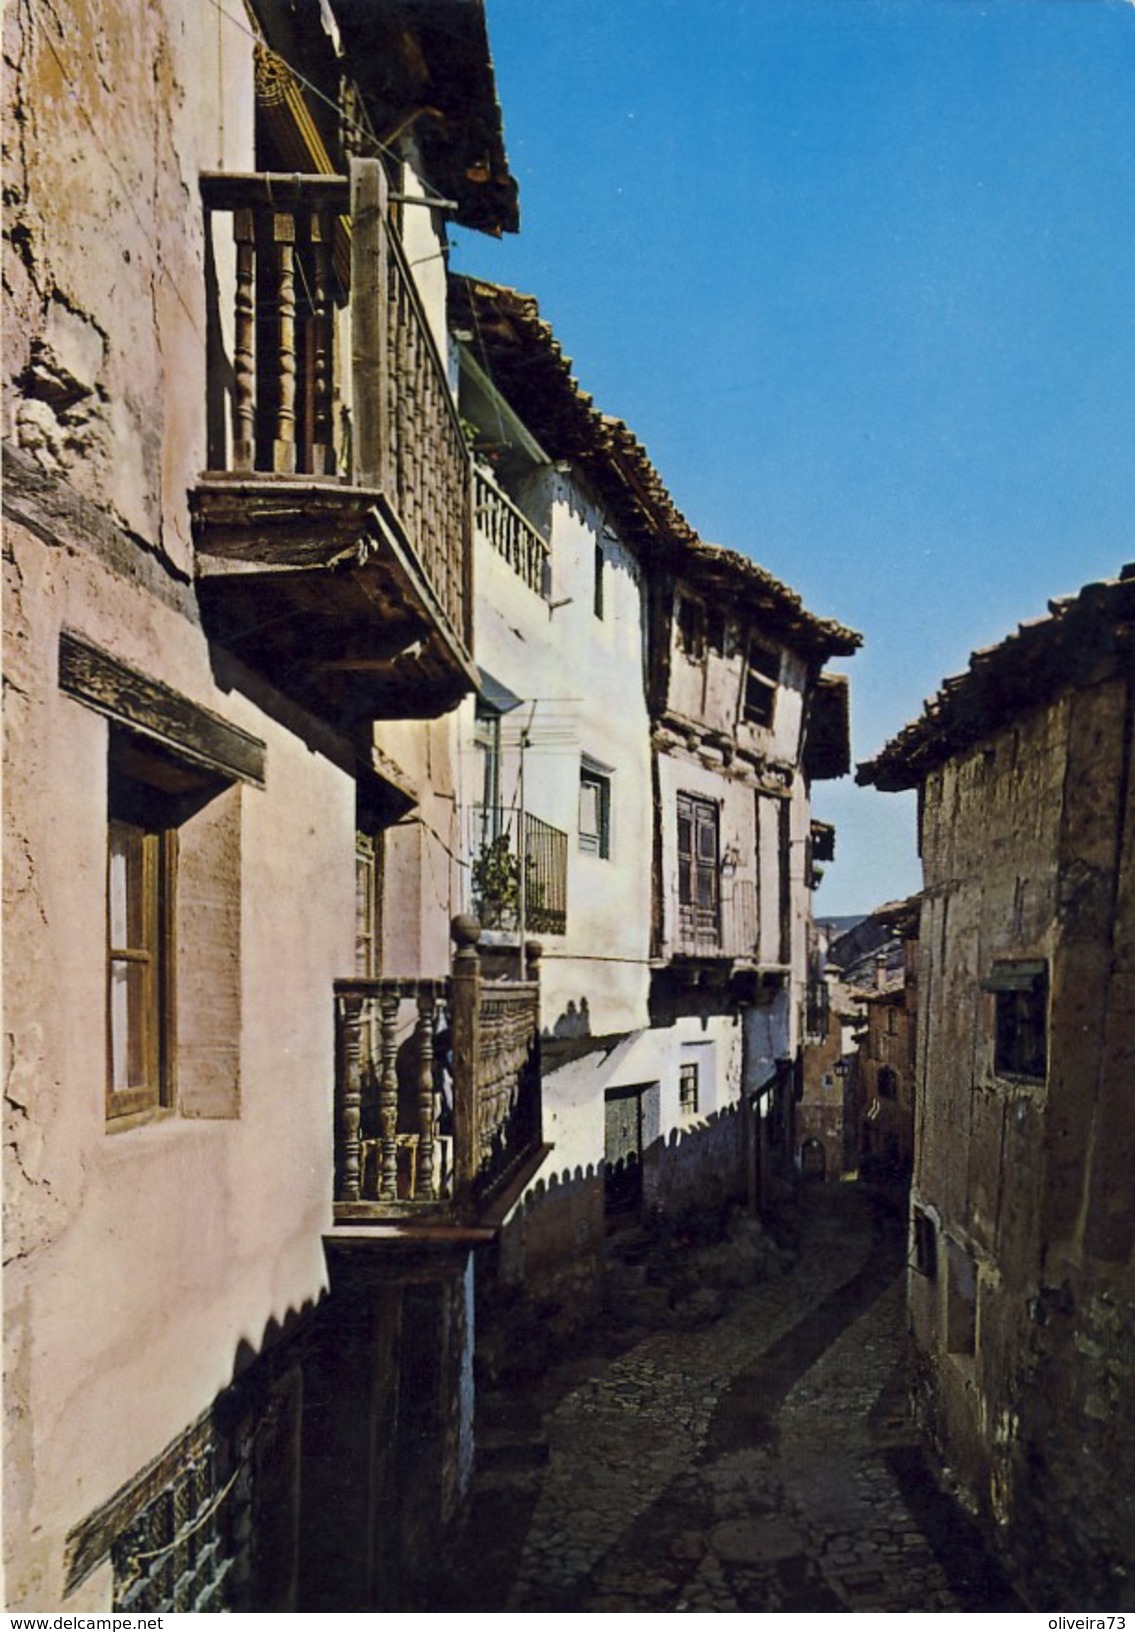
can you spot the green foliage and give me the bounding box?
[472,832,546,929]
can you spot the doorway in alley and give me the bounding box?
[604,1081,660,1214]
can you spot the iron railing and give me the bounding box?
[466,805,568,937]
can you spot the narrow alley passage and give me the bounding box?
[428,1186,1022,1614]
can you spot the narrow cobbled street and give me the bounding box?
[429,1185,1023,1613]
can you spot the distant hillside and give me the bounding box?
[816,914,866,938]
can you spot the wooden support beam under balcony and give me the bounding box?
[191,481,477,721]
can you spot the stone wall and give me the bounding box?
[910,668,1135,1607]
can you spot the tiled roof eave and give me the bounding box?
[451,274,863,658]
[859,570,1135,790]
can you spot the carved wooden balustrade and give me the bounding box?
[194,159,474,722]
[333,919,544,1224]
[673,878,760,961]
[474,468,549,597]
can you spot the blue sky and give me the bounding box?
[452,0,1135,915]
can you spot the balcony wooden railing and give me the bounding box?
[474,468,549,597]
[333,919,544,1225]
[672,878,759,960]
[194,160,474,720]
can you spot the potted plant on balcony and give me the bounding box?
[472,833,546,932]
[472,833,520,930]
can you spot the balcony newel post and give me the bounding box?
[337,989,365,1204]
[525,940,544,1148]
[310,209,335,476]
[232,208,256,472]
[450,915,482,1209]
[415,984,436,1198]
[349,156,390,491]
[378,986,400,1201]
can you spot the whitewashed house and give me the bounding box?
[447,280,859,1308]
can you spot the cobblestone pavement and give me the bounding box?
[430,1185,1020,1613]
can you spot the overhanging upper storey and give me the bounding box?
[449,276,699,557]
[331,0,519,236]
[652,545,861,777]
[804,673,852,782]
[678,544,861,667]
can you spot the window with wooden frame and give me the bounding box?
[679,1060,699,1115]
[677,792,720,946]
[579,759,612,858]
[355,831,383,979]
[62,633,265,1129]
[107,801,173,1123]
[982,959,1048,1081]
[107,732,229,1124]
[743,639,780,728]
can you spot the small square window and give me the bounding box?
[679,1061,699,1114]
[743,641,779,728]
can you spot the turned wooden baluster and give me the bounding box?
[415,986,436,1198]
[272,209,297,473]
[232,208,256,472]
[378,987,400,1200]
[310,210,334,476]
[338,991,365,1203]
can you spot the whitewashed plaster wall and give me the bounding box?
[526,1012,744,1188]
[459,466,654,1036]
[1,5,360,1606]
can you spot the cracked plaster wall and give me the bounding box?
[3,502,358,1608]
[0,3,350,1607]
[3,0,253,576]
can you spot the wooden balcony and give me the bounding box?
[333,919,548,1233]
[651,880,784,1024]
[672,879,759,962]
[191,162,475,725]
[473,468,549,596]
